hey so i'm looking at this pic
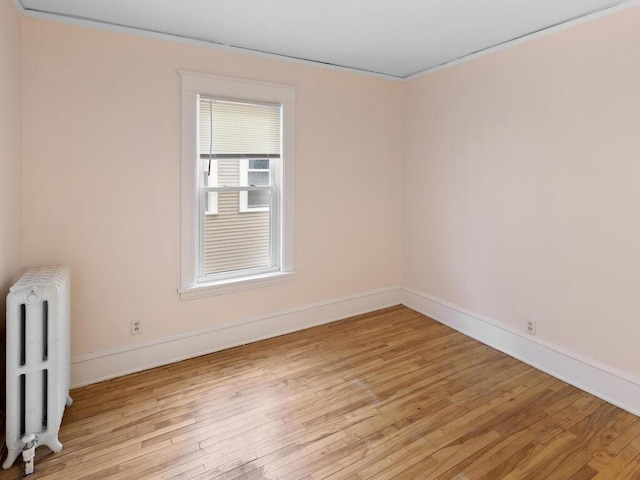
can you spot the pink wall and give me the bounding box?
[404,7,640,377]
[0,0,23,319]
[15,3,640,385]
[21,18,404,355]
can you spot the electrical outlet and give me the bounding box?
[526,318,536,335]
[130,320,141,335]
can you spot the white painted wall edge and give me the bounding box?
[401,287,640,417]
[70,286,402,388]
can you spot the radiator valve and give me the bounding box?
[21,434,38,476]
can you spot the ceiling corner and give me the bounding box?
[11,0,25,14]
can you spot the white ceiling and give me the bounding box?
[16,0,638,79]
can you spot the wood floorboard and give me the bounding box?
[1,305,639,479]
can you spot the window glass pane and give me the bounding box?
[206,192,217,213]
[216,159,239,187]
[248,171,270,186]
[249,159,270,170]
[203,190,273,275]
[248,189,270,208]
[201,158,218,185]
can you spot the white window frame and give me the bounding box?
[239,158,271,213]
[179,71,296,299]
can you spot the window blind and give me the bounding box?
[199,97,281,157]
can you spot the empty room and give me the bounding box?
[2,0,640,478]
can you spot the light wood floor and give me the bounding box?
[2,305,640,479]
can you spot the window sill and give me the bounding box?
[178,271,296,300]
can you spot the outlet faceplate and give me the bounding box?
[131,320,141,335]
[526,318,536,335]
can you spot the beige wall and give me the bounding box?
[404,7,640,377]
[15,4,640,384]
[0,0,23,322]
[21,18,404,355]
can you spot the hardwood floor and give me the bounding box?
[2,305,640,479]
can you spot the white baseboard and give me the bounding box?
[71,286,402,388]
[402,287,640,416]
[72,284,640,417]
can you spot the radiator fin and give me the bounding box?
[19,304,26,367]
[43,300,48,362]
[19,374,26,436]
[42,369,48,430]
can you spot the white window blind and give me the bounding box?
[199,98,281,157]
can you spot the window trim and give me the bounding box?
[179,71,296,299]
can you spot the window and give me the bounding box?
[179,72,296,299]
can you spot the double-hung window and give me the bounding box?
[179,72,296,299]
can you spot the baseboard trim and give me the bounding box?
[71,286,402,387]
[72,284,640,416]
[401,287,640,416]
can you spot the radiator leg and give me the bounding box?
[22,448,35,476]
[47,437,63,453]
[2,450,21,470]
[21,435,37,476]
[66,395,73,406]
